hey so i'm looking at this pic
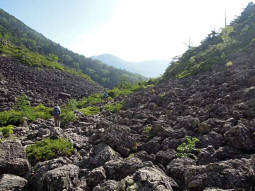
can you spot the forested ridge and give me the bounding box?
[0,8,145,88]
[163,2,255,79]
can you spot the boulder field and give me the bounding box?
[0,60,255,190]
[0,55,103,111]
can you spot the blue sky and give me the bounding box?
[1,0,255,62]
[1,0,117,46]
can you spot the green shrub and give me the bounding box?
[0,102,52,126]
[225,61,233,67]
[104,102,123,112]
[80,106,100,116]
[13,93,30,111]
[26,138,74,163]
[0,125,14,137]
[0,110,23,126]
[108,88,134,98]
[64,99,78,111]
[60,111,77,126]
[78,94,103,108]
[0,104,52,126]
[143,125,153,138]
[176,136,200,160]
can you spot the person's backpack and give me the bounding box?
[52,106,61,115]
[104,91,108,98]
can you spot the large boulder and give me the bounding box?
[184,158,254,190]
[86,166,106,187]
[224,123,255,151]
[155,149,176,167]
[121,166,178,191]
[167,157,196,188]
[104,157,143,180]
[89,143,121,167]
[0,174,28,191]
[29,157,71,190]
[0,140,30,177]
[100,125,138,157]
[42,164,80,191]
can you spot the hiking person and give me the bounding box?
[104,88,108,99]
[52,105,61,127]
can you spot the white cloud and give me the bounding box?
[69,0,255,62]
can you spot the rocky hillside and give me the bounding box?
[0,55,103,111]
[1,48,255,190]
[1,3,255,191]
[0,8,146,88]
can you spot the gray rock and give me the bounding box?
[197,145,217,165]
[31,157,71,190]
[43,164,80,191]
[0,174,28,191]
[203,188,235,191]
[156,149,176,167]
[104,157,143,180]
[133,166,178,191]
[224,123,255,151]
[184,158,254,190]
[134,151,156,162]
[100,125,137,157]
[167,157,195,187]
[93,180,120,191]
[90,143,121,167]
[49,126,64,138]
[86,166,106,187]
[0,140,30,177]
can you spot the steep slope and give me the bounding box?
[0,55,103,111]
[92,54,169,78]
[0,8,145,88]
[1,3,255,191]
[163,2,255,79]
[2,47,255,190]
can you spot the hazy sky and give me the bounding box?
[1,0,255,62]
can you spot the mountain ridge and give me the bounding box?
[92,53,169,78]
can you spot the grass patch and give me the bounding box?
[0,125,14,137]
[104,102,123,113]
[26,138,74,163]
[0,104,52,126]
[77,93,103,108]
[80,106,100,116]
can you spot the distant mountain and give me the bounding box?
[92,54,169,78]
[0,8,145,88]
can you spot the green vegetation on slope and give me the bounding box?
[0,81,155,127]
[0,94,52,126]
[163,3,255,79]
[0,42,91,80]
[26,138,74,163]
[0,8,145,88]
